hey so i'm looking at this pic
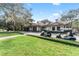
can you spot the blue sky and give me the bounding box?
[24,3,79,22]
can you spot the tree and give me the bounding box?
[60,9,79,28]
[0,3,32,31]
[40,19,51,24]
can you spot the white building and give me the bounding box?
[24,21,72,32]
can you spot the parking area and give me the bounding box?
[25,32,79,42]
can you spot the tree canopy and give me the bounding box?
[60,8,79,30]
[0,3,33,31]
[60,9,79,21]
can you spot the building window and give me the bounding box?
[52,27,55,31]
[57,27,60,31]
[41,27,45,31]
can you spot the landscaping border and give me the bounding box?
[27,34,79,47]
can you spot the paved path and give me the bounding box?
[25,32,64,38]
[0,32,79,41]
[74,36,79,42]
[0,35,24,40]
[25,32,79,42]
[25,32,40,36]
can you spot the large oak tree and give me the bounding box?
[0,3,33,31]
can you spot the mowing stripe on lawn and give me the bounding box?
[0,35,24,40]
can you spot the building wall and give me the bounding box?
[37,27,41,31]
[45,26,52,31]
[25,23,72,32]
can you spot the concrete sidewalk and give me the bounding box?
[74,36,79,42]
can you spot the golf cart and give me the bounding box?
[56,33,62,38]
[40,30,51,37]
[63,31,76,41]
[56,31,76,41]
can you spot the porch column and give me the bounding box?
[37,27,41,31]
[55,26,57,31]
[49,26,52,31]
[29,27,33,31]
[37,27,39,31]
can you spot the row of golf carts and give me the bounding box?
[40,30,76,41]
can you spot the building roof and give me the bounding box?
[30,21,71,27]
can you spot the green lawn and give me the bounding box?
[0,35,79,56]
[0,32,21,37]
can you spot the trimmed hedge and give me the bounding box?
[27,34,79,47]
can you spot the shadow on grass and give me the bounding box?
[28,35,79,47]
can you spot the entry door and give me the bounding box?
[26,27,29,31]
[33,27,37,31]
[52,27,55,31]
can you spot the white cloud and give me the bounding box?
[53,13,60,16]
[52,10,63,17]
[52,3,60,5]
[52,13,61,19]
[27,3,32,7]
[47,12,61,22]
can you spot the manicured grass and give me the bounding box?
[0,35,79,56]
[0,32,21,37]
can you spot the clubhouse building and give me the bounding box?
[24,20,75,32]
